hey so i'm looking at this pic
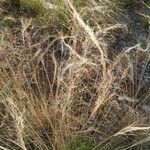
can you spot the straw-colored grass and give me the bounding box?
[0,0,150,149]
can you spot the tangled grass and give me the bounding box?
[0,0,150,150]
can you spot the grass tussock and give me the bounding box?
[0,0,150,150]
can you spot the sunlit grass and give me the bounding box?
[0,0,150,150]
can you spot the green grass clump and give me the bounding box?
[1,0,45,17]
[136,13,150,29]
[122,0,141,7]
[65,136,94,150]
[21,0,45,16]
[115,0,149,8]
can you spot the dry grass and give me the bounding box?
[0,0,150,150]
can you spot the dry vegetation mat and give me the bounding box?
[0,0,150,150]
